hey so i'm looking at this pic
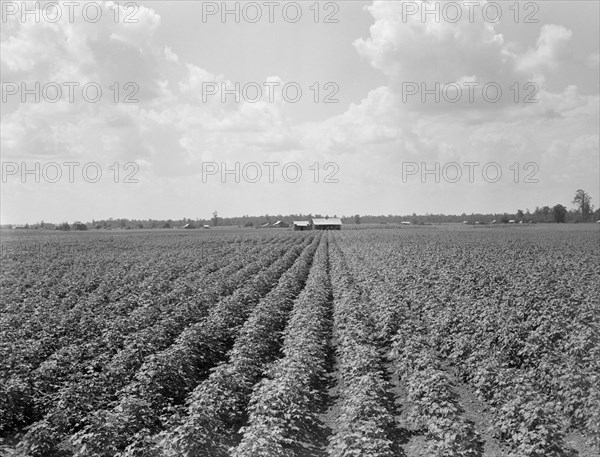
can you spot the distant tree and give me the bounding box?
[572,189,592,222]
[212,211,219,227]
[541,206,551,222]
[516,209,524,220]
[57,222,71,231]
[73,221,88,231]
[354,214,361,224]
[553,204,567,223]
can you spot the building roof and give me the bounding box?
[293,221,310,226]
[312,218,342,226]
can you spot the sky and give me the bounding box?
[1,0,599,223]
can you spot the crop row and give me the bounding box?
[1,236,267,383]
[1,235,255,352]
[334,229,599,454]
[421,269,596,454]
[326,238,398,457]
[391,320,483,456]
[2,235,290,437]
[6,234,307,455]
[334,233,481,455]
[232,234,332,457]
[65,234,318,456]
[438,309,573,456]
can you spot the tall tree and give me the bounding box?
[572,189,592,222]
[541,206,551,222]
[553,204,567,223]
[212,211,219,227]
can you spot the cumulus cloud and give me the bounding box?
[1,1,597,221]
[516,24,573,74]
[0,1,303,178]
[302,86,402,154]
[354,1,507,83]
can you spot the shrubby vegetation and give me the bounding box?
[1,225,598,456]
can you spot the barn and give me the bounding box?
[312,218,342,230]
[292,221,311,231]
[272,220,289,228]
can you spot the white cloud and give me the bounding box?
[516,24,573,74]
[302,86,402,155]
[354,1,507,83]
[1,1,598,222]
[1,2,304,178]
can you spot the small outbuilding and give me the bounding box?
[312,217,342,230]
[272,220,289,228]
[292,221,311,231]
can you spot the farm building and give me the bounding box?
[272,220,289,228]
[292,221,311,231]
[312,218,342,230]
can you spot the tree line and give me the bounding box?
[4,189,597,230]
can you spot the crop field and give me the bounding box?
[1,225,598,457]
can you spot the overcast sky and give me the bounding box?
[1,1,598,223]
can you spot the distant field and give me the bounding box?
[1,225,598,456]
